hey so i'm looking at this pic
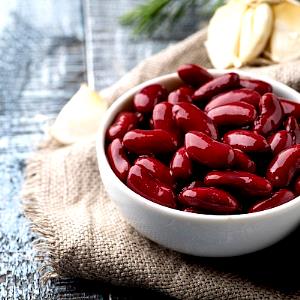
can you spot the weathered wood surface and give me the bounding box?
[0,0,199,298]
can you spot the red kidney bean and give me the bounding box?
[135,112,144,123]
[183,207,201,213]
[193,73,240,102]
[170,147,192,180]
[293,176,300,196]
[107,138,130,182]
[172,103,218,139]
[127,164,176,208]
[168,86,194,104]
[133,84,168,113]
[223,130,270,152]
[123,129,178,154]
[135,156,173,187]
[148,118,154,129]
[254,93,284,136]
[285,116,300,144]
[249,189,295,213]
[207,102,256,127]
[177,64,213,87]
[204,88,260,112]
[181,180,203,192]
[266,145,300,188]
[178,187,239,214]
[240,78,272,95]
[268,130,294,155]
[279,98,300,119]
[185,131,235,168]
[152,102,177,132]
[107,112,139,141]
[233,149,256,173]
[204,170,272,197]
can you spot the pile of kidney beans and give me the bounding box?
[106,64,300,215]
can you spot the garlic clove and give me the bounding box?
[206,0,247,69]
[235,3,273,68]
[50,85,107,145]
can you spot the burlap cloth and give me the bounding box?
[23,29,300,299]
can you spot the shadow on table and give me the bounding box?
[53,277,175,299]
[193,225,300,295]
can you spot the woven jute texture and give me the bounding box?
[23,29,300,299]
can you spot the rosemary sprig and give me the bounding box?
[120,0,223,36]
[120,0,173,35]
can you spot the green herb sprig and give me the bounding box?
[120,0,224,36]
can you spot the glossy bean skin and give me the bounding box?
[185,131,235,169]
[135,156,173,187]
[107,138,130,182]
[294,176,300,196]
[183,207,201,213]
[173,103,218,139]
[280,98,300,119]
[268,130,294,155]
[266,145,300,188]
[285,116,300,144]
[204,170,272,197]
[249,189,295,213]
[204,88,260,112]
[168,86,193,104]
[207,102,256,127]
[193,73,240,102]
[127,165,176,208]
[240,78,272,95]
[152,102,177,133]
[170,147,192,180]
[107,112,139,141]
[181,180,203,192]
[123,129,178,154]
[148,118,154,129]
[233,149,256,173]
[254,93,283,136]
[223,130,270,152]
[133,84,168,113]
[177,64,213,87]
[178,187,239,214]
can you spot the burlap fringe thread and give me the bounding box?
[22,151,59,282]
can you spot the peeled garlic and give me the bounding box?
[235,3,273,67]
[206,0,248,69]
[206,0,274,68]
[207,0,300,68]
[50,84,107,145]
[266,0,300,63]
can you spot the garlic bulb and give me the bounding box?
[206,0,300,68]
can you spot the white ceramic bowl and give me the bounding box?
[96,70,300,257]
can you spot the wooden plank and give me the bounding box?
[0,0,199,298]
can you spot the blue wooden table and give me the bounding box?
[0,1,201,298]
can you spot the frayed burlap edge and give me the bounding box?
[22,139,62,282]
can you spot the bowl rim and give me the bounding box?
[97,69,300,222]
